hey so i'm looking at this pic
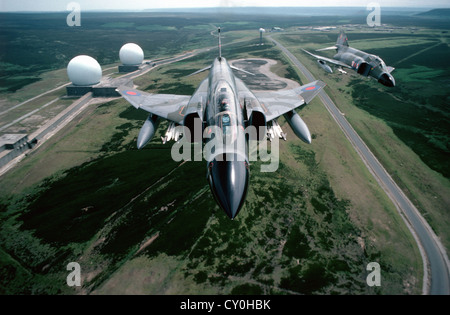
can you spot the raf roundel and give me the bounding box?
[67,55,102,86]
[120,43,144,66]
[125,90,141,96]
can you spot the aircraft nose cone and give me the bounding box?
[379,73,395,87]
[208,153,249,219]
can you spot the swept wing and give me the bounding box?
[251,80,326,122]
[116,86,191,124]
[302,49,351,69]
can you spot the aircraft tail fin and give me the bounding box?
[387,66,395,73]
[336,30,349,47]
[218,27,222,60]
[230,65,255,76]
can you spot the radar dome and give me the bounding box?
[67,55,102,86]
[120,43,144,66]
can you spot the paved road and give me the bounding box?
[269,36,450,295]
[0,98,60,133]
[0,83,71,117]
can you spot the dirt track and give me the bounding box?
[231,58,300,91]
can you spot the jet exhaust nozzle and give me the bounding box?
[284,110,312,144]
[208,153,249,219]
[137,115,159,149]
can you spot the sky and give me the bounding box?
[1,0,449,12]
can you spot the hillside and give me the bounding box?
[416,8,450,17]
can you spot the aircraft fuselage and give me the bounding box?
[334,45,395,87]
[203,57,250,219]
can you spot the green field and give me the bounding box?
[1,10,449,295]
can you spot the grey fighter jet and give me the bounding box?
[303,30,395,87]
[116,28,325,219]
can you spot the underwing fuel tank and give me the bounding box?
[317,60,333,74]
[137,114,159,149]
[284,110,312,144]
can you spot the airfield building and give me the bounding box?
[92,77,130,97]
[0,134,29,168]
[66,85,93,97]
[67,78,126,98]
[118,65,140,73]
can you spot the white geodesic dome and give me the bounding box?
[67,55,102,86]
[119,43,144,66]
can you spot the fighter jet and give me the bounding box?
[303,30,395,87]
[116,28,325,219]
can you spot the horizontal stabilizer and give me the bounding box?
[187,65,212,77]
[316,46,338,52]
[230,65,255,76]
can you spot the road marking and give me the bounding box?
[0,84,70,117]
[0,98,59,132]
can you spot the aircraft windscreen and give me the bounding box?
[219,95,228,109]
[370,55,387,70]
[222,114,231,134]
[213,83,239,145]
[216,111,237,144]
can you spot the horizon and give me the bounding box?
[1,6,448,13]
[1,1,450,13]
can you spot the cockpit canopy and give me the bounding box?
[216,111,237,142]
[214,82,238,144]
[368,54,387,70]
[215,84,236,112]
[218,91,232,111]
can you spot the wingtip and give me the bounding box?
[310,80,327,89]
[317,80,327,88]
